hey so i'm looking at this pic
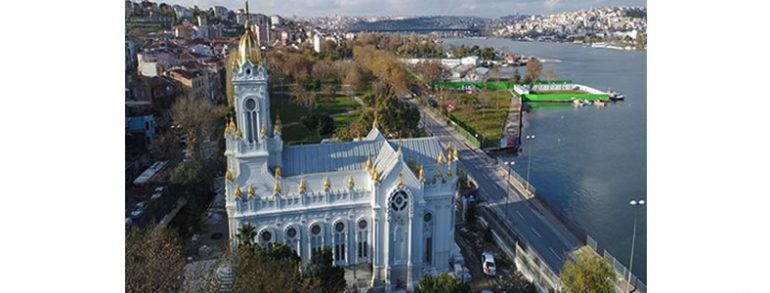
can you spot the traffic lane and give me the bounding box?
[419,108,575,271]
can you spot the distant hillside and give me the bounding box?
[347,16,493,32]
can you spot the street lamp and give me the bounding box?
[627,199,645,292]
[503,161,515,219]
[525,135,535,193]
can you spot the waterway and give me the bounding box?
[441,38,647,282]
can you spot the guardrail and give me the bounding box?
[587,235,647,293]
[496,157,536,195]
[477,205,561,292]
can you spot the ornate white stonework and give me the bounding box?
[224,52,459,291]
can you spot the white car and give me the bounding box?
[481,252,496,277]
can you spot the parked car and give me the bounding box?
[481,252,496,277]
[130,201,147,219]
[151,186,166,200]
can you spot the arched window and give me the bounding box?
[310,224,323,256]
[259,229,273,249]
[333,221,346,263]
[357,219,369,261]
[244,98,258,142]
[285,226,299,253]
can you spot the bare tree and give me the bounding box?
[289,83,317,109]
[126,228,185,293]
[170,97,220,161]
[525,57,543,83]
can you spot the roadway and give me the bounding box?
[412,100,582,275]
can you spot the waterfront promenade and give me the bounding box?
[410,99,583,277]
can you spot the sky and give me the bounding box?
[167,0,646,18]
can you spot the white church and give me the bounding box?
[223,13,460,290]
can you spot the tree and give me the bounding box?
[560,249,616,293]
[126,227,185,293]
[236,223,257,247]
[290,83,317,109]
[307,246,346,293]
[511,68,522,84]
[414,60,444,85]
[170,97,220,161]
[525,57,542,84]
[149,130,180,160]
[415,273,470,293]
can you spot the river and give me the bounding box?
[441,38,647,282]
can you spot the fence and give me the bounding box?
[445,113,499,149]
[477,205,561,292]
[587,235,647,293]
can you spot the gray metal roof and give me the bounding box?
[281,134,447,178]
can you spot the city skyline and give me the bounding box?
[162,0,646,18]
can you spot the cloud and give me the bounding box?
[544,0,560,10]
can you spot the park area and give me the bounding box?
[270,92,360,145]
[443,89,512,144]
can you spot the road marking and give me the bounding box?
[549,247,560,259]
[516,210,525,219]
[530,226,542,238]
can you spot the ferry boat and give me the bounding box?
[608,90,625,101]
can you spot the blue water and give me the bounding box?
[442,39,647,282]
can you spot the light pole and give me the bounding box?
[627,199,645,292]
[525,135,535,193]
[504,161,515,219]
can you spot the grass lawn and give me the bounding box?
[271,92,360,145]
[449,90,512,139]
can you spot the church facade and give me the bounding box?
[223,16,459,290]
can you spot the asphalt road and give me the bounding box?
[413,101,581,274]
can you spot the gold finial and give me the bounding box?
[446,166,452,177]
[273,181,281,193]
[434,168,443,179]
[437,153,445,165]
[418,165,425,181]
[323,177,331,190]
[247,184,255,196]
[453,146,459,161]
[299,178,306,192]
[365,157,373,171]
[397,172,405,187]
[347,175,355,188]
[445,143,452,153]
[273,115,282,134]
[274,167,282,178]
[371,170,380,182]
[235,127,242,138]
[225,169,234,181]
[446,150,453,162]
[228,117,236,132]
[260,125,267,138]
[234,185,243,197]
[244,1,250,29]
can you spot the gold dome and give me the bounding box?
[247,184,255,196]
[437,153,445,165]
[273,181,281,193]
[260,125,267,138]
[434,168,443,179]
[235,127,242,138]
[418,165,425,181]
[274,167,282,178]
[237,2,262,66]
[299,178,306,192]
[347,175,355,188]
[446,167,452,177]
[371,170,380,182]
[234,185,243,197]
[323,177,331,190]
[225,169,234,181]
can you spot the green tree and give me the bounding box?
[126,227,185,293]
[560,249,616,293]
[307,246,346,293]
[415,273,470,293]
[525,57,543,84]
[236,223,257,247]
